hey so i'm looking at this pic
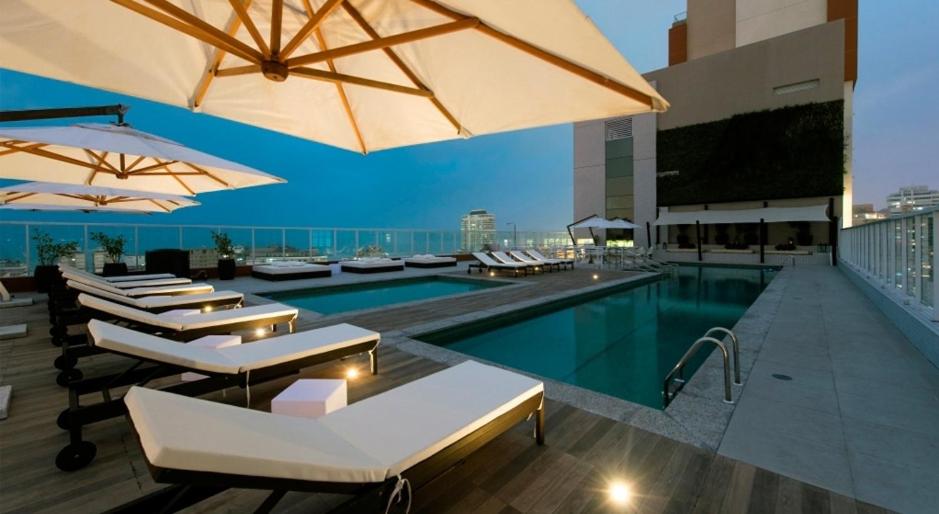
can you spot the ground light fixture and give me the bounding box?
[202,305,213,313]
[254,328,266,338]
[346,367,360,380]
[593,273,599,280]
[608,481,633,506]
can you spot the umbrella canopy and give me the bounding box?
[0,182,200,213]
[0,124,284,195]
[0,0,668,154]
[569,215,639,230]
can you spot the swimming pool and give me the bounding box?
[420,265,775,408]
[264,276,504,315]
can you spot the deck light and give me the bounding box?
[593,273,599,280]
[608,481,632,506]
[346,367,360,380]
[203,305,213,313]
[254,328,266,338]
[489,271,495,277]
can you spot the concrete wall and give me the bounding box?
[573,120,606,235]
[735,0,827,48]
[687,0,736,60]
[646,19,845,130]
[632,113,657,247]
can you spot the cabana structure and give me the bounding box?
[654,202,837,264]
[567,214,639,245]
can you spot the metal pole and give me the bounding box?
[24,224,30,275]
[645,221,652,248]
[308,228,313,259]
[251,228,256,265]
[759,218,765,264]
[332,229,338,259]
[282,228,286,257]
[695,220,702,262]
[83,224,89,272]
[134,226,139,269]
[0,104,128,123]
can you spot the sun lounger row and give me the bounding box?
[469,249,574,276]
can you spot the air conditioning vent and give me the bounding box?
[605,118,632,141]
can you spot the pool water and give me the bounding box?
[420,265,774,408]
[264,276,504,315]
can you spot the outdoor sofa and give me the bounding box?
[251,260,332,281]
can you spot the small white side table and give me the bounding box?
[180,334,242,382]
[271,379,347,418]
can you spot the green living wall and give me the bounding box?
[657,100,845,206]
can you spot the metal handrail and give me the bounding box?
[663,336,733,408]
[704,327,741,385]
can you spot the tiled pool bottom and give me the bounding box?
[263,275,505,315]
[419,265,775,408]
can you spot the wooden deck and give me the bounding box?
[0,272,893,513]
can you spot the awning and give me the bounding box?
[654,204,830,225]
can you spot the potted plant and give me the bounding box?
[90,232,128,276]
[212,231,236,280]
[33,230,79,293]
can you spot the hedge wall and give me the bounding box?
[657,100,845,206]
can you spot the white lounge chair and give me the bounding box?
[54,294,299,384]
[340,258,405,274]
[55,320,381,472]
[509,250,557,272]
[403,254,457,268]
[65,280,242,313]
[525,249,574,270]
[108,360,544,512]
[492,251,543,274]
[61,268,211,296]
[0,280,32,308]
[468,252,530,276]
[60,265,191,287]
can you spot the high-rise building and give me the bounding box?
[886,186,939,215]
[460,209,496,251]
[574,0,857,251]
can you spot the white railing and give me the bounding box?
[0,221,569,277]
[839,208,937,320]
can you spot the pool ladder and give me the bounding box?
[662,327,741,408]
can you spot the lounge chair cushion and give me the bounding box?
[252,262,330,274]
[404,255,456,264]
[340,259,404,269]
[61,267,191,288]
[88,320,378,374]
[472,252,526,268]
[67,280,240,308]
[124,361,542,483]
[77,293,296,332]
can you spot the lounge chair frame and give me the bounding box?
[57,335,380,472]
[51,301,297,385]
[340,261,406,274]
[106,390,544,513]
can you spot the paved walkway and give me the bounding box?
[718,265,939,514]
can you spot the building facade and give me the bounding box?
[887,186,939,215]
[460,209,496,251]
[574,0,858,249]
[852,203,888,226]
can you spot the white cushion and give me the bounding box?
[123,361,542,484]
[78,294,296,332]
[341,260,404,269]
[404,256,456,264]
[253,263,329,274]
[88,320,377,373]
[67,281,241,309]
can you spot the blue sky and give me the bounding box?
[1,1,936,230]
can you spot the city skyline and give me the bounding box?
[1,0,936,228]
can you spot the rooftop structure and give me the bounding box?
[887,185,939,215]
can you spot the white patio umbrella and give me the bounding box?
[567,214,639,244]
[0,182,200,213]
[0,124,284,196]
[0,0,668,154]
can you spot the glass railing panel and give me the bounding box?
[87,225,137,272]
[29,224,86,271]
[357,230,379,256]
[335,230,356,259]
[310,230,333,262]
[921,215,934,307]
[138,226,183,271]
[0,224,28,277]
[284,229,309,260]
[427,232,442,255]
[252,228,283,262]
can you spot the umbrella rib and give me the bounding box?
[192,0,255,108]
[152,158,197,195]
[4,192,36,203]
[228,0,269,56]
[341,2,462,134]
[149,199,172,213]
[214,65,262,77]
[183,162,231,188]
[313,25,367,154]
[0,142,47,157]
[111,0,261,65]
[124,155,148,173]
[285,18,480,68]
[137,0,263,63]
[0,142,101,171]
[82,149,112,185]
[83,149,122,174]
[127,160,181,175]
[408,0,657,109]
[280,0,344,59]
[291,68,432,97]
[270,0,283,57]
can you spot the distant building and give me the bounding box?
[887,186,939,215]
[574,0,858,251]
[460,209,496,251]
[852,203,887,226]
